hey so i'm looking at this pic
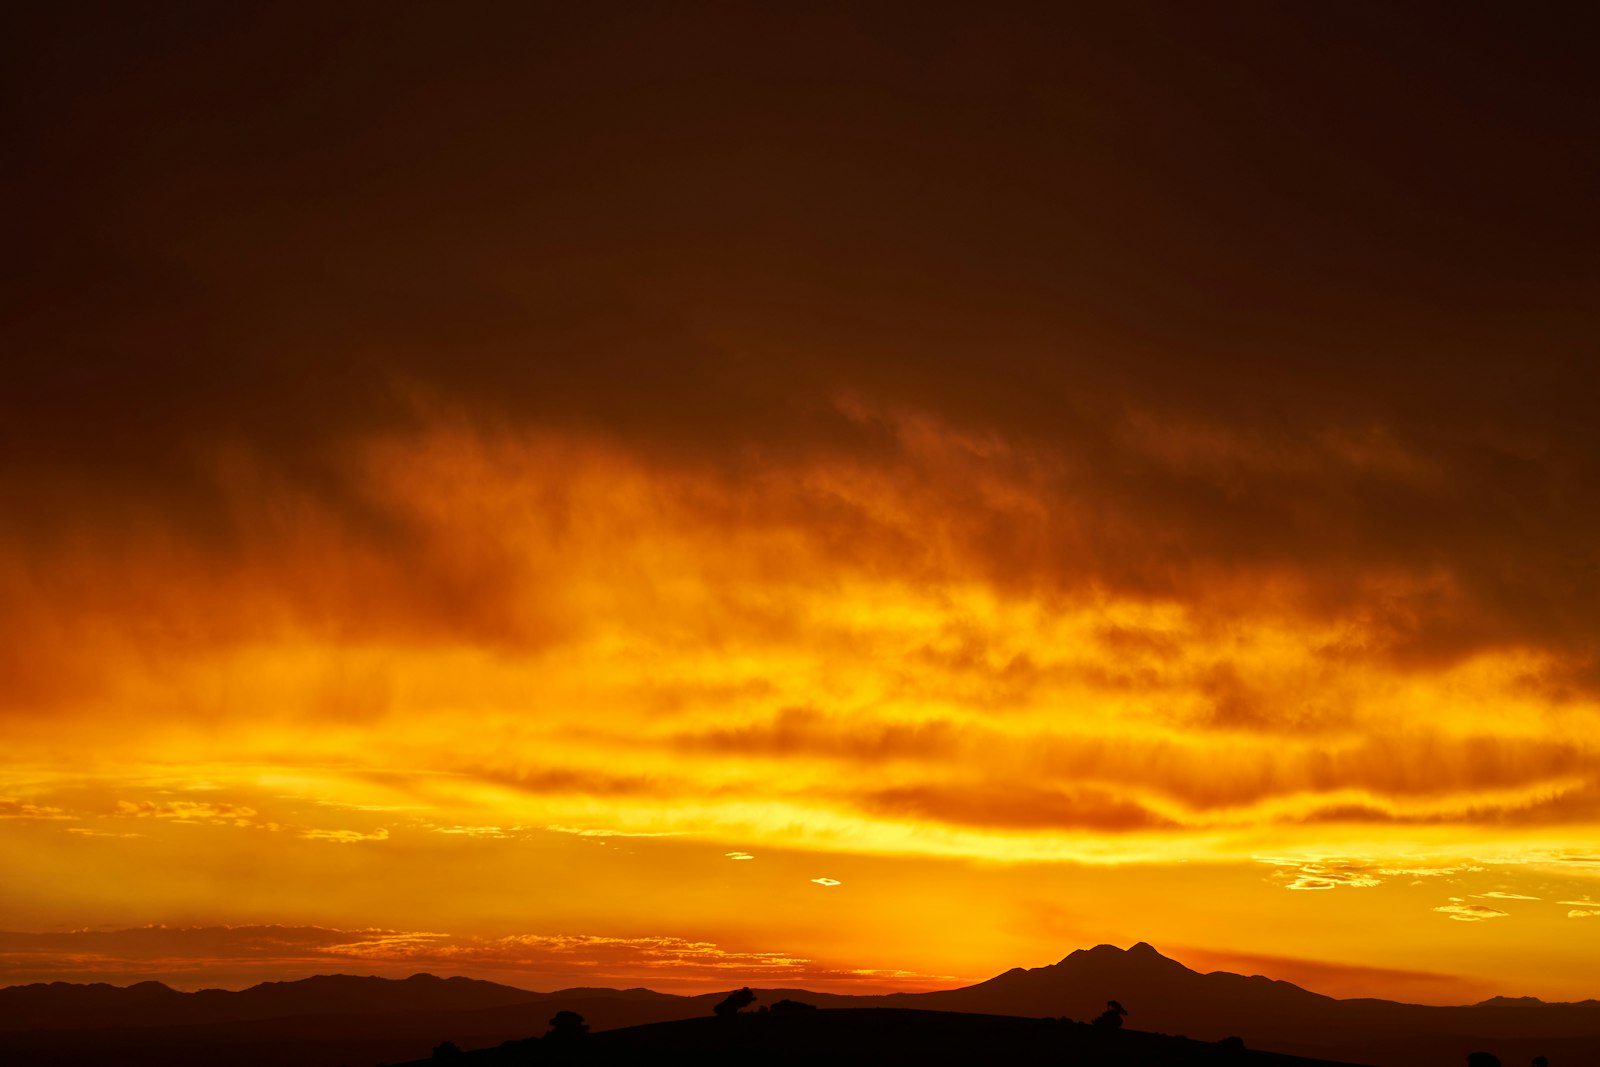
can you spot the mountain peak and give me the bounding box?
[1061,941,1176,966]
[126,980,177,993]
[1065,943,1121,961]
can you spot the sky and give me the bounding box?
[3,2,1599,1005]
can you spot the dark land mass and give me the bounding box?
[397,1008,1368,1066]
[2,944,1593,1067]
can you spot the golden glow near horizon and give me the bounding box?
[5,407,1600,1003]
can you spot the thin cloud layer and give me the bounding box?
[1433,900,1510,923]
[0,926,951,993]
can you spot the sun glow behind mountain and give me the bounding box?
[3,2,1599,1006]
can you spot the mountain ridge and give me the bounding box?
[2,943,1593,1067]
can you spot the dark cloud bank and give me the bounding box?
[4,2,1598,682]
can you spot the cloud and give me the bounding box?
[115,800,258,826]
[0,925,429,987]
[725,852,754,860]
[0,797,73,820]
[4,6,1597,721]
[1261,859,1386,891]
[298,828,389,843]
[2,6,1599,1005]
[1545,854,1600,867]
[1434,899,1510,922]
[1476,891,1540,900]
[675,706,1599,828]
[1374,863,1479,878]
[1567,909,1600,919]
[1171,945,1499,1004]
[810,878,841,887]
[0,924,959,993]
[853,782,1176,833]
[545,826,686,838]
[0,416,1596,879]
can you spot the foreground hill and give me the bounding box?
[397,1008,1369,1066]
[3,944,1595,1066]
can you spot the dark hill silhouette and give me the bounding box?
[393,1008,1369,1067]
[3,944,1595,1066]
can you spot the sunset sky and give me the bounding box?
[4,3,1599,1006]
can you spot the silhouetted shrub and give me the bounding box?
[1532,1057,1549,1067]
[1218,1035,1246,1053]
[547,1010,589,1039]
[1092,1000,1127,1029]
[714,987,757,1016]
[770,999,818,1013]
[498,1037,539,1053]
[431,1040,460,1060]
[1466,1054,1502,1067]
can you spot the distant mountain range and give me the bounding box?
[4,943,1595,1066]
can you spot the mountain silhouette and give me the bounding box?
[893,942,1329,1019]
[0,973,543,1031]
[2,943,1591,1066]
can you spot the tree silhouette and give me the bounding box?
[547,1010,589,1039]
[1532,1057,1549,1067]
[1092,1000,1127,1029]
[714,986,757,1016]
[430,1040,461,1060]
[1466,1054,1502,1067]
[770,998,818,1013]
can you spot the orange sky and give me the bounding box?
[3,2,1599,1006]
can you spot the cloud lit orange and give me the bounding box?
[3,0,1599,1011]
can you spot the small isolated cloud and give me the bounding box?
[65,828,142,838]
[725,851,754,860]
[810,877,841,887]
[1477,891,1540,900]
[1434,898,1509,922]
[431,825,516,838]
[849,967,961,981]
[1287,878,1338,891]
[299,828,390,843]
[1567,909,1600,919]
[1261,858,1384,891]
[1559,899,1600,918]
